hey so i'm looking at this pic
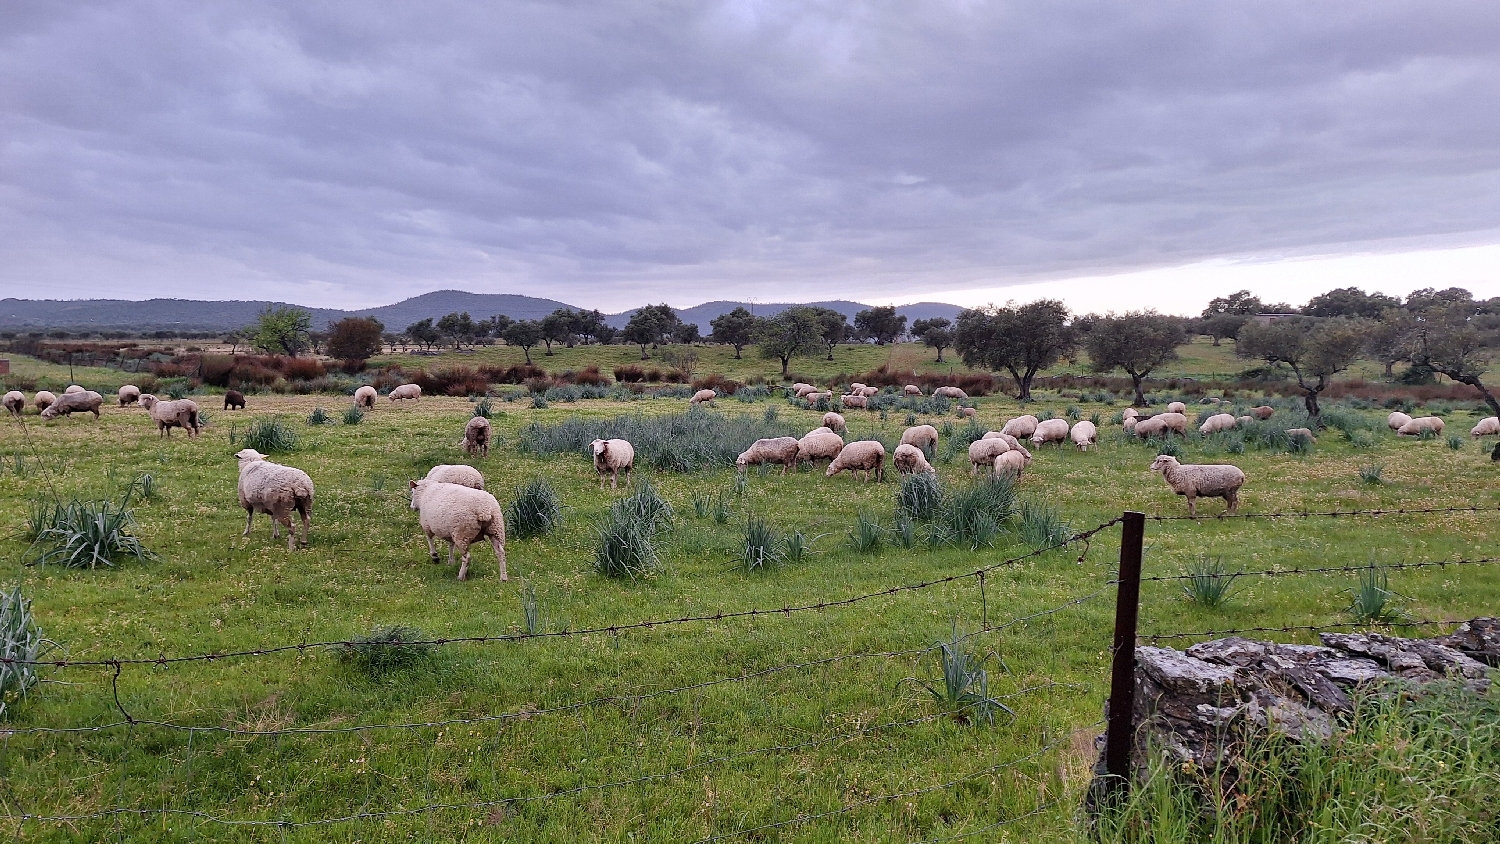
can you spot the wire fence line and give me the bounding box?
[1128,555,1500,584]
[1144,503,1500,521]
[1142,618,1464,644]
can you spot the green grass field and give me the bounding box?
[1,386,1498,841]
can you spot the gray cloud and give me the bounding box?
[2,0,1499,309]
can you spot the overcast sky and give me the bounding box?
[3,1,1499,315]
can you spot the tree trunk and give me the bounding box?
[780,356,790,377]
[1211,336,1221,347]
[522,347,533,365]
[1131,374,1146,407]
[1445,373,1500,418]
[1384,360,1394,378]
[1303,388,1320,420]
[734,345,743,360]
[639,344,649,360]
[935,347,944,363]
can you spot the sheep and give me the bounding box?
[388,383,422,402]
[1121,407,1140,420]
[140,395,200,437]
[796,430,845,466]
[1387,411,1412,431]
[841,394,868,410]
[425,464,485,489]
[903,384,923,396]
[118,385,141,407]
[1070,419,1098,451]
[1166,401,1187,414]
[849,382,868,393]
[1472,417,1500,437]
[33,391,56,413]
[1285,427,1317,444]
[934,386,967,399]
[690,389,717,405]
[900,424,938,453]
[893,443,935,475]
[791,382,814,395]
[591,438,635,489]
[63,385,84,395]
[39,390,103,421]
[460,416,492,457]
[806,426,835,436]
[982,431,1024,450]
[223,389,246,410]
[1156,412,1188,435]
[1150,455,1245,517]
[1397,416,1445,436]
[354,385,378,409]
[408,479,506,581]
[993,449,1027,478]
[1000,415,1039,438]
[736,437,800,474]
[1250,405,1275,420]
[959,407,977,418]
[3,391,24,417]
[1198,413,1238,435]
[1236,415,1255,427]
[1133,416,1169,438]
[822,412,847,433]
[1123,416,1139,432]
[968,437,1012,474]
[826,440,885,482]
[235,448,314,551]
[805,391,833,404]
[858,385,879,398]
[1030,418,1070,447]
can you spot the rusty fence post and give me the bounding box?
[1103,510,1146,800]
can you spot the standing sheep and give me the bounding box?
[1472,417,1500,437]
[968,438,1011,474]
[140,395,200,438]
[460,416,491,457]
[63,385,84,394]
[893,443,935,475]
[1030,418,1069,447]
[958,407,977,418]
[1166,401,1187,414]
[1000,415,1039,438]
[736,437,800,474]
[354,385,378,409]
[1397,416,1445,436]
[1236,415,1255,427]
[118,385,141,407]
[934,386,967,399]
[849,382,868,393]
[1156,412,1188,435]
[796,430,845,467]
[388,383,422,402]
[1133,416,1169,438]
[1250,405,1275,420]
[33,391,56,413]
[805,391,833,404]
[841,394,869,410]
[409,479,507,581]
[690,389,717,405]
[822,412,847,432]
[1121,408,1140,421]
[826,441,885,482]
[900,424,938,453]
[1387,411,1412,431]
[591,438,635,489]
[993,450,1027,478]
[223,390,246,410]
[792,382,815,396]
[1070,420,1098,451]
[903,385,923,396]
[1149,455,1246,517]
[1286,427,1317,444]
[39,390,103,420]
[858,385,879,398]
[425,464,485,489]
[235,448,314,551]
[3,391,23,417]
[1198,413,1237,435]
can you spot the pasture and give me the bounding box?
[1,386,1498,841]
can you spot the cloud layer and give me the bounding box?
[3,1,1499,309]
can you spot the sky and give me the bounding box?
[2,1,1498,316]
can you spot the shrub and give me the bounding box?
[0,585,59,720]
[1016,500,1071,549]
[741,515,783,572]
[306,407,332,426]
[241,417,299,453]
[507,479,563,539]
[1348,568,1405,625]
[896,472,945,521]
[848,511,884,553]
[1358,463,1384,484]
[1181,555,1241,608]
[473,398,494,419]
[1447,435,1464,451]
[931,475,1016,550]
[342,406,364,426]
[530,395,549,409]
[30,494,154,569]
[613,364,645,383]
[903,626,1011,726]
[333,625,434,676]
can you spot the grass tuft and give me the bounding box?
[473,397,494,419]
[1016,500,1071,549]
[931,475,1015,550]
[306,407,332,426]
[904,626,1011,726]
[594,482,672,579]
[1181,555,1241,608]
[1358,463,1384,484]
[332,625,435,676]
[0,585,59,720]
[341,406,364,426]
[506,478,563,539]
[241,417,299,453]
[741,514,783,572]
[895,471,945,521]
[848,511,885,553]
[30,493,154,569]
[1347,568,1406,625]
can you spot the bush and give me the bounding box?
[30,494,154,569]
[741,515,783,572]
[333,625,434,676]
[1016,500,1071,549]
[306,407,332,426]
[507,479,563,539]
[848,511,885,553]
[931,476,1016,550]
[241,417,299,453]
[0,585,59,720]
[342,406,364,426]
[896,472,945,521]
[1181,555,1241,608]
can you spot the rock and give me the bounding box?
[1435,617,1500,667]
[1319,632,1489,683]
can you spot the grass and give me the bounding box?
[240,415,299,453]
[0,585,58,720]
[332,624,436,676]
[740,514,783,572]
[1180,555,1242,608]
[903,626,1012,727]
[341,405,364,425]
[506,478,563,539]
[28,493,153,569]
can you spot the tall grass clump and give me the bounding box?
[594,482,672,579]
[241,417,299,453]
[1181,555,1241,608]
[306,407,332,426]
[848,511,885,553]
[1016,500,1071,549]
[506,479,563,539]
[473,397,494,419]
[333,625,435,676]
[29,493,154,569]
[741,515,783,572]
[518,410,803,472]
[520,581,545,635]
[1447,434,1464,451]
[895,471,945,521]
[903,626,1011,726]
[342,406,364,426]
[0,586,59,719]
[1359,463,1384,484]
[931,475,1016,550]
[1347,568,1405,625]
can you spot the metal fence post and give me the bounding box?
[1104,510,1146,799]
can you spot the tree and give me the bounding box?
[621,304,681,359]
[326,317,385,362]
[1197,314,1249,347]
[539,309,575,355]
[1301,287,1401,319]
[809,307,849,360]
[1084,312,1188,406]
[756,307,822,377]
[709,306,756,359]
[436,312,477,349]
[1236,317,1367,420]
[484,314,514,342]
[574,309,608,344]
[1364,310,1416,378]
[1405,287,1476,315]
[404,318,441,351]
[853,306,906,345]
[224,329,246,355]
[911,317,954,362]
[671,322,701,345]
[1409,305,1500,417]
[1201,290,1263,318]
[251,307,312,357]
[502,319,544,365]
[954,300,1076,400]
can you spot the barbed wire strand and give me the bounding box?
[1129,556,1500,584]
[1144,617,1462,643]
[908,793,1073,843]
[1146,503,1500,521]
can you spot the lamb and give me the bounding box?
[796,430,845,466]
[39,390,103,420]
[460,416,492,457]
[63,385,84,394]
[591,438,635,489]
[690,389,717,405]
[424,464,485,489]
[1237,415,1255,427]
[3,391,23,416]
[354,385,378,409]
[993,449,1027,478]
[388,383,422,402]
[822,412,847,433]
[223,389,245,410]
[409,479,506,581]
[1000,415,1039,438]
[1285,427,1317,444]
[959,407,977,418]
[968,437,1012,474]
[118,385,141,407]
[140,395,200,437]
[1166,401,1187,414]
[736,437,800,474]
[903,385,923,396]
[858,385,879,398]
[1030,418,1070,446]
[1070,419,1098,451]
[934,386,967,399]
[900,424,938,453]
[893,443,935,475]
[1397,416,1445,436]
[1250,405,1275,420]
[826,440,885,482]
[33,391,56,413]
[235,448,314,551]
[841,394,868,410]
[1472,417,1500,437]
[1387,411,1412,431]
[1198,413,1238,435]
[1150,455,1245,517]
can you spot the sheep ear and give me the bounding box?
[409,480,419,489]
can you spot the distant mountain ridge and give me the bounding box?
[0,290,962,332]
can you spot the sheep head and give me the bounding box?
[590,439,608,458]
[1149,455,1181,474]
[235,448,267,464]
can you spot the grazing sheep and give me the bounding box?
[1250,405,1275,420]
[736,437,800,474]
[1397,416,1445,436]
[903,384,923,396]
[983,431,1024,450]
[1198,413,1238,435]
[900,424,938,452]
[849,382,867,392]
[388,383,422,402]
[354,385,378,409]
[858,385,879,398]
[1156,412,1188,435]
[1237,415,1255,427]
[1472,417,1500,437]
[460,416,492,457]
[63,385,84,395]
[591,438,635,489]
[805,391,833,404]
[1150,455,1245,517]
[140,395,200,437]
[3,391,23,417]
[892,443,935,475]
[841,394,868,410]
[33,391,56,413]
[1123,416,1139,432]
[1387,411,1412,431]
[826,440,886,482]
[235,448,314,551]
[1121,407,1140,420]
[993,449,1027,478]
[39,390,103,420]
[1000,415,1039,438]
[425,464,485,489]
[1070,419,1098,451]
[1285,427,1317,444]
[1166,401,1187,414]
[822,412,847,433]
[1030,418,1070,447]
[690,389,717,405]
[806,426,834,436]
[968,437,1012,474]
[408,479,506,581]
[223,389,245,410]
[796,430,845,466]
[934,386,967,399]
[1133,416,1169,438]
[959,407,977,418]
[118,385,141,407]
[792,382,814,395]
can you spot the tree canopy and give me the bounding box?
[709,306,756,359]
[1084,312,1188,406]
[251,307,312,357]
[326,316,385,362]
[755,306,822,376]
[621,304,681,359]
[911,317,954,362]
[501,319,544,365]
[954,300,1075,400]
[1236,316,1367,419]
[853,306,906,345]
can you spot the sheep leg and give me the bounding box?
[243,508,255,537]
[424,530,439,563]
[1185,493,1197,518]
[490,535,507,581]
[454,540,471,581]
[297,503,310,548]
[1224,490,1239,515]
[280,514,297,551]
[610,470,618,490]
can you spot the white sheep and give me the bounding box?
[822,412,847,432]
[806,426,834,436]
[3,391,23,417]
[934,386,967,399]
[737,437,801,474]
[900,424,938,453]
[33,391,55,413]
[903,385,923,396]
[1397,416,1445,436]
[140,395,200,438]
[1070,419,1098,451]
[425,464,485,489]
[409,479,507,581]
[460,416,491,457]
[1123,416,1139,432]
[804,391,833,403]
[1472,417,1500,437]
[792,382,814,395]
[993,449,1027,478]
[63,385,84,394]
[1285,427,1317,444]
[1030,418,1069,447]
[892,443,935,474]
[118,385,141,407]
[958,407,977,418]
[841,394,868,410]
[388,383,422,402]
[1236,415,1255,427]
[1133,416,1169,438]
[968,437,1011,474]
[982,431,1025,450]
[235,448,314,551]
[591,438,635,489]
[354,385,377,409]
[1198,413,1238,435]
[1250,405,1275,420]
[1387,411,1412,431]
[690,389,717,405]
[1121,407,1140,420]
[796,430,845,466]
[826,440,885,482]
[39,390,103,420]
[1150,455,1245,517]
[858,385,879,398]
[849,382,868,393]
[1166,401,1187,414]
[1156,412,1188,435]
[1000,415,1039,438]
